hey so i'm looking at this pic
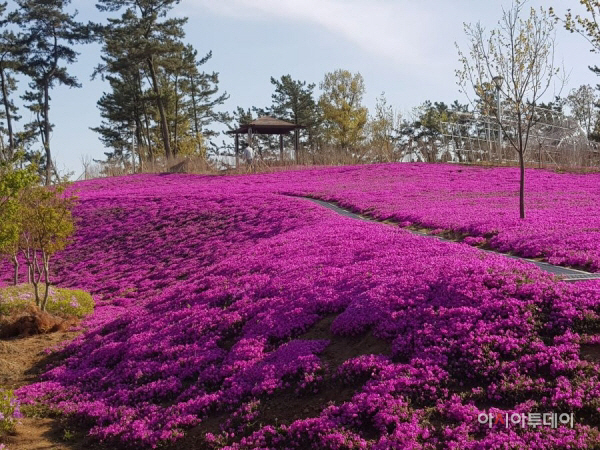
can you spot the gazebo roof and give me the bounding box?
[228,116,305,135]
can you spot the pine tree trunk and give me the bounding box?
[137,73,154,163]
[0,67,15,159]
[173,75,179,156]
[43,82,52,186]
[147,57,172,160]
[190,77,200,135]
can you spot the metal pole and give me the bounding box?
[496,86,501,162]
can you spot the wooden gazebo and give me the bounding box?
[228,116,305,166]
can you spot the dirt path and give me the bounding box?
[0,331,108,450]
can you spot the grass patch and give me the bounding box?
[0,285,94,319]
[0,388,21,436]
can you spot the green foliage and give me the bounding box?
[0,284,94,318]
[319,69,368,151]
[0,388,22,436]
[0,161,37,256]
[270,75,322,150]
[19,183,77,310]
[0,3,25,163]
[21,184,76,255]
[366,92,401,162]
[93,1,226,165]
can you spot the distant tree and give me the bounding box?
[183,46,229,145]
[0,3,25,163]
[457,0,563,219]
[95,2,226,165]
[11,0,92,186]
[269,75,322,151]
[19,184,75,310]
[96,0,187,161]
[566,84,598,136]
[319,69,368,152]
[366,92,400,162]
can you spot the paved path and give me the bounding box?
[303,197,600,282]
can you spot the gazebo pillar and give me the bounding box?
[279,135,284,162]
[248,127,253,147]
[234,133,239,168]
[294,129,299,163]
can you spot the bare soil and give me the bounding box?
[0,310,111,450]
[581,343,600,363]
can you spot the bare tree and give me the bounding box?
[456,0,564,219]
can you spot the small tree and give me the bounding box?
[19,184,75,310]
[456,0,563,219]
[0,159,37,284]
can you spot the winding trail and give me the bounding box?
[301,197,600,283]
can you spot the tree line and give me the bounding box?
[0,1,600,180]
[0,0,231,182]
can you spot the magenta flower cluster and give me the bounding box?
[0,164,599,449]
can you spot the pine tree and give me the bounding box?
[10,0,92,185]
[269,75,321,151]
[0,3,24,162]
[96,0,187,160]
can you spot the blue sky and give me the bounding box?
[12,0,600,177]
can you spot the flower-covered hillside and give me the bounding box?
[2,169,599,449]
[278,163,600,271]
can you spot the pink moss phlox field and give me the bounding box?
[279,163,600,271]
[0,165,598,448]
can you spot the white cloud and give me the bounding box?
[187,0,440,67]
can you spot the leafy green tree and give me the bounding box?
[457,0,563,219]
[319,69,368,152]
[0,159,37,285]
[19,184,75,310]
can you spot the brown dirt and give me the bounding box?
[0,305,79,339]
[0,313,113,450]
[581,344,600,363]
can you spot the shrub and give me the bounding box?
[0,389,22,436]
